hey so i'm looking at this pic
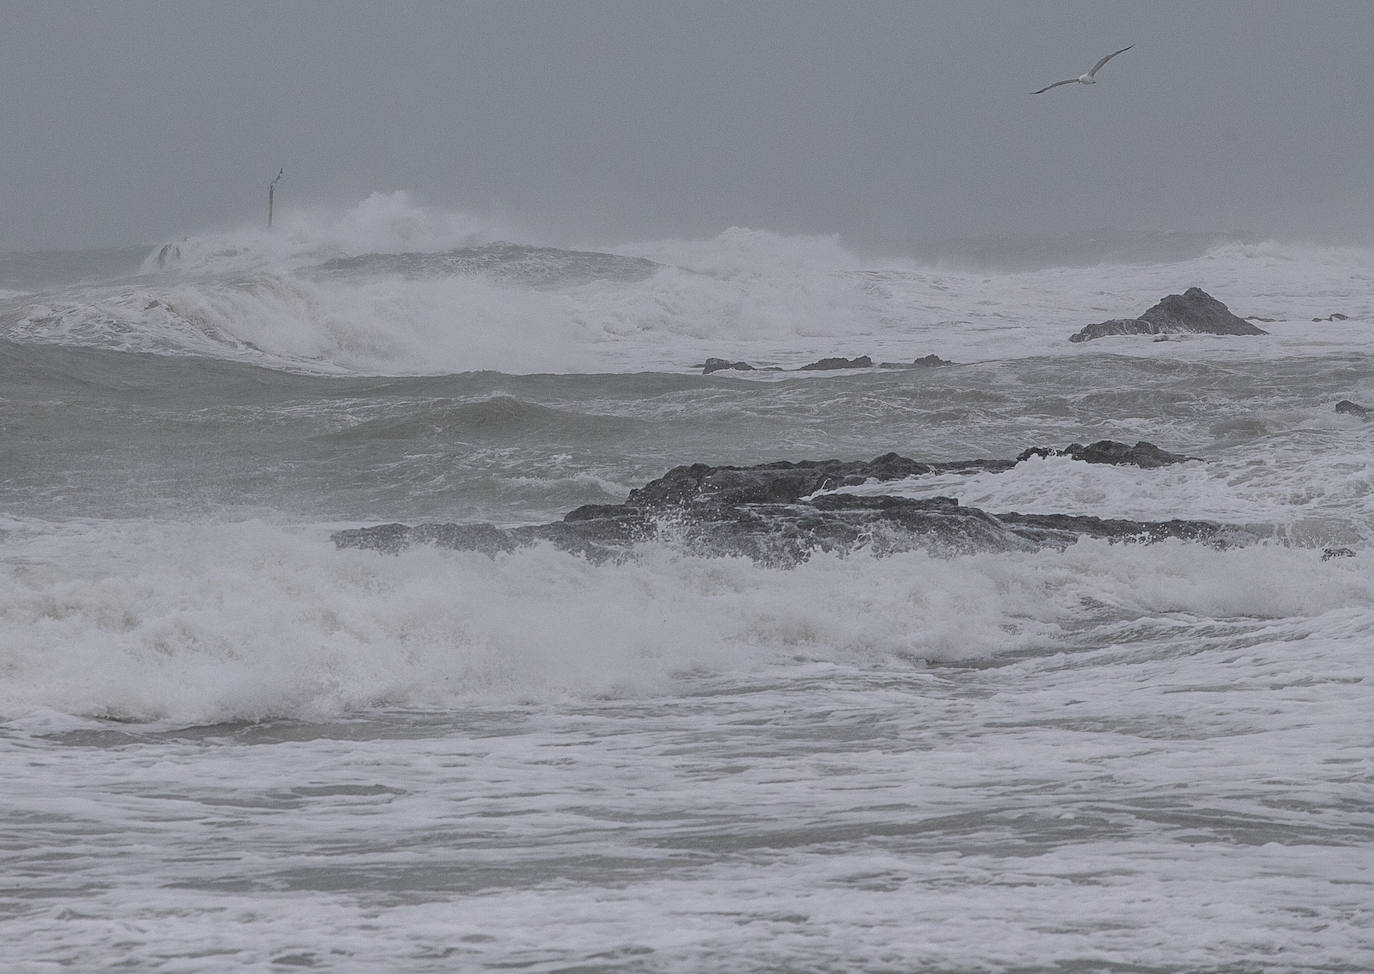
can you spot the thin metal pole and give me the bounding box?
[268,168,283,228]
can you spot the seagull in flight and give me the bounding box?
[1032,45,1133,94]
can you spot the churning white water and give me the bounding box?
[2,195,1372,971]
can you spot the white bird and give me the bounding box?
[1031,45,1133,94]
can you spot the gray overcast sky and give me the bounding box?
[3,1,1372,253]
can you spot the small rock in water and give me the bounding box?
[1322,547,1356,561]
[701,353,951,374]
[1016,440,1200,468]
[798,355,873,371]
[1070,287,1266,342]
[878,354,954,368]
[1335,400,1372,420]
[701,358,757,374]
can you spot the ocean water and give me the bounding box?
[2,193,1372,972]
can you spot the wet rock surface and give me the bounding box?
[333,439,1253,565]
[1016,440,1202,468]
[1069,287,1267,343]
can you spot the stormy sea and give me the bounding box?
[2,193,1371,972]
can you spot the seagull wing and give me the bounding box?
[1031,78,1078,95]
[1086,44,1133,78]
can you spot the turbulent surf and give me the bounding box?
[2,193,1371,972]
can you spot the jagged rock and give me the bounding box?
[878,354,954,368]
[702,358,758,374]
[1015,440,1200,468]
[1312,313,1349,322]
[1322,547,1356,561]
[1070,288,1267,342]
[1335,400,1371,420]
[798,355,873,371]
[617,452,1009,510]
[334,440,1250,565]
[992,511,1230,547]
[1068,318,1154,342]
[700,353,953,375]
[1139,288,1265,335]
[334,491,1234,566]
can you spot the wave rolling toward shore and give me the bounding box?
[2,194,1372,971]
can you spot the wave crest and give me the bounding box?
[141,190,516,275]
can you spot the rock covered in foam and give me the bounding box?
[333,440,1252,565]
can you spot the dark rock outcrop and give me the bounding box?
[702,358,762,374]
[1313,313,1349,322]
[798,355,873,371]
[333,440,1247,565]
[698,354,954,375]
[1016,440,1201,468]
[878,354,953,369]
[618,452,1010,510]
[1335,400,1371,420]
[1068,318,1156,343]
[1070,288,1267,343]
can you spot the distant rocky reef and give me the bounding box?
[1069,288,1267,343]
[699,354,952,375]
[334,439,1272,566]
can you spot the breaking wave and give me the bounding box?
[3,517,1369,726]
[1,191,1371,376]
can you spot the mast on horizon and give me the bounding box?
[268,168,284,229]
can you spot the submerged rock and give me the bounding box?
[1335,400,1372,420]
[334,440,1248,565]
[1070,288,1267,343]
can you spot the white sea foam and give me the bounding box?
[832,451,1374,546]
[4,195,1371,375]
[139,190,521,276]
[1,518,1369,726]
[4,529,1370,970]
[5,199,1372,973]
